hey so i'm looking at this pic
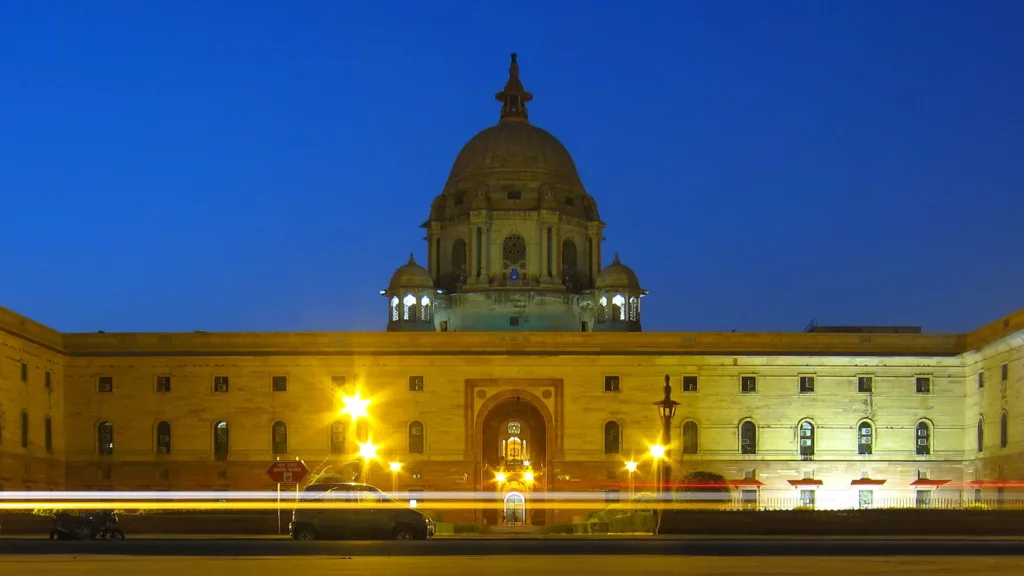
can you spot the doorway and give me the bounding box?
[503,491,526,526]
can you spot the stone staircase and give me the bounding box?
[483,524,544,536]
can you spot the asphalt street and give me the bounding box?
[2,555,1024,576]
[2,538,1024,557]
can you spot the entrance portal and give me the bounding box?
[480,394,548,526]
[503,491,526,526]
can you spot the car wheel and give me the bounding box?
[49,530,59,540]
[110,529,126,540]
[293,525,317,541]
[392,524,415,540]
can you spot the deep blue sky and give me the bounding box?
[1,1,1021,334]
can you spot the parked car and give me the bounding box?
[289,482,434,541]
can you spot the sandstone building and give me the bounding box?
[1,55,1021,526]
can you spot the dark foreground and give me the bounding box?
[2,538,1024,557]
[2,554,1024,576]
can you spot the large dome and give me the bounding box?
[445,122,585,196]
[429,53,599,222]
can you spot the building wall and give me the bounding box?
[2,304,1022,517]
[0,307,67,490]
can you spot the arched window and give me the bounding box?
[604,421,621,455]
[44,417,52,453]
[561,239,578,286]
[977,418,984,452]
[611,294,626,321]
[156,421,171,454]
[98,421,114,455]
[502,234,527,271]
[628,297,639,321]
[915,421,931,455]
[390,296,399,322]
[857,421,873,455]
[597,296,608,322]
[420,295,432,322]
[20,411,28,448]
[740,420,757,454]
[1000,412,1008,448]
[330,421,346,454]
[451,239,467,277]
[214,421,230,460]
[682,421,698,454]
[402,294,417,321]
[799,421,815,458]
[272,421,288,454]
[409,421,425,454]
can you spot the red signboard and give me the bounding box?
[266,460,309,484]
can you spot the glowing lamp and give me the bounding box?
[341,392,371,421]
[495,472,507,484]
[358,441,378,461]
[389,461,402,472]
[625,461,638,473]
[524,471,535,483]
[648,444,666,460]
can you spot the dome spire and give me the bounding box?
[495,52,533,124]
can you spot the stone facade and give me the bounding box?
[2,305,1022,523]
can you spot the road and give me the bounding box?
[1,554,1024,576]
[3,538,1024,557]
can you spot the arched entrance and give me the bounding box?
[503,491,526,526]
[479,394,548,526]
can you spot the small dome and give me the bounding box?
[595,253,642,290]
[388,254,434,293]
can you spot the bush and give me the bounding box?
[544,524,574,534]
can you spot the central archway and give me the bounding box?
[477,393,550,526]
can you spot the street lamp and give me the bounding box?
[625,460,638,507]
[653,374,679,514]
[358,440,378,484]
[388,461,402,495]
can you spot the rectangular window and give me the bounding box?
[1002,363,1009,382]
[331,376,346,388]
[45,371,52,388]
[741,376,757,393]
[604,376,620,393]
[799,376,815,393]
[156,376,171,393]
[682,376,698,392]
[506,190,521,200]
[20,362,28,382]
[740,489,758,508]
[213,376,230,393]
[858,490,873,509]
[799,490,816,509]
[858,376,873,393]
[978,372,984,388]
[272,376,288,392]
[97,376,113,393]
[915,376,931,394]
[409,376,424,392]
[915,490,932,509]
[509,316,520,327]
[974,488,982,502]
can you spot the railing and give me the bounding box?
[658,495,1024,512]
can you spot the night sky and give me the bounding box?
[1,1,1021,334]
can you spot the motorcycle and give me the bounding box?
[49,510,126,540]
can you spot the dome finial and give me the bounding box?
[408,253,416,265]
[495,52,533,124]
[612,253,621,264]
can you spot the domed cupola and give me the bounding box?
[593,254,646,332]
[382,254,436,332]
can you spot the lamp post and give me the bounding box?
[625,460,638,509]
[653,374,679,531]
[389,461,402,495]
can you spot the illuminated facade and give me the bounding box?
[1,55,1022,526]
